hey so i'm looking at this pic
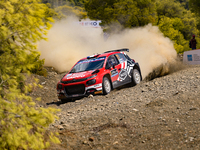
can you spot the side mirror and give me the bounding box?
[112,64,115,69]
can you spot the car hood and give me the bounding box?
[62,71,94,81]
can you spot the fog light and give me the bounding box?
[57,84,62,89]
[86,79,96,85]
[88,89,95,93]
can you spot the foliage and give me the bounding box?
[55,5,87,20]
[157,16,186,53]
[156,0,183,18]
[42,0,87,8]
[0,96,60,150]
[189,0,200,16]
[42,0,68,7]
[156,0,199,52]
[0,0,60,149]
[175,0,189,9]
[41,0,87,20]
[85,0,157,28]
[68,0,87,7]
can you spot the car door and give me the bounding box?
[115,53,132,85]
[105,55,121,88]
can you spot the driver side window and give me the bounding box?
[105,55,119,69]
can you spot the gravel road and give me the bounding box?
[30,64,200,150]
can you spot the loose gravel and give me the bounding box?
[29,65,200,150]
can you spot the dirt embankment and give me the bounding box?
[29,64,200,150]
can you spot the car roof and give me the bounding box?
[80,48,129,61]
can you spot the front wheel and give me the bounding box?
[102,77,111,95]
[132,68,141,86]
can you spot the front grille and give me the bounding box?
[61,74,97,84]
[65,84,85,95]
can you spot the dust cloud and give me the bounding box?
[38,17,177,78]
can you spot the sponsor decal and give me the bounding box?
[187,55,192,61]
[78,57,105,64]
[117,59,133,81]
[113,81,118,85]
[111,69,118,77]
[186,54,200,62]
[96,87,103,91]
[194,54,200,61]
[86,83,102,90]
[66,73,86,79]
[78,21,101,28]
[183,49,200,65]
[119,58,124,64]
[119,69,128,81]
[115,54,120,59]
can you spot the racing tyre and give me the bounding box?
[132,68,141,86]
[102,77,111,95]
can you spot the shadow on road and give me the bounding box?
[46,97,84,106]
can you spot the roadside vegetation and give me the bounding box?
[0,0,200,149]
[0,0,59,149]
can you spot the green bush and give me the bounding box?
[0,0,60,149]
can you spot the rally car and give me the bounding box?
[57,48,142,102]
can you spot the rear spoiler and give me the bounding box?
[104,48,129,53]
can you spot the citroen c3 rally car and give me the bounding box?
[57,48,142,102]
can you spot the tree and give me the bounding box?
[42,0,87,8]
[175,0,189,9]
[55,5,87,20]
[156,0,183,19]
[68,0,87,7]
[0,0,60,149]
[189,0,200,16]
[85,0,157,28]
[41,0,87,20]
[156,0,200,52]
[42,0,67,7]
[158,16,186,53]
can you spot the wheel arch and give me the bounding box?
[133,63,142,80]
[103,73,113,89]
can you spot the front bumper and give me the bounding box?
[57,83,103,99]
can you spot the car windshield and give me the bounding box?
[70,57,106,73]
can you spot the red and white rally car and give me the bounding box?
[57,49,142,102]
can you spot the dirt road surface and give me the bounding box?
[29,64,200,150]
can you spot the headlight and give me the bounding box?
[57,84,62,89]
[86,79,96,86]
[86,74,97,80]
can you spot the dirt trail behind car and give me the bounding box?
[29,65,200,150]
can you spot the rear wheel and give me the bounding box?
[102,77,111,95]
[132,68,141,86]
